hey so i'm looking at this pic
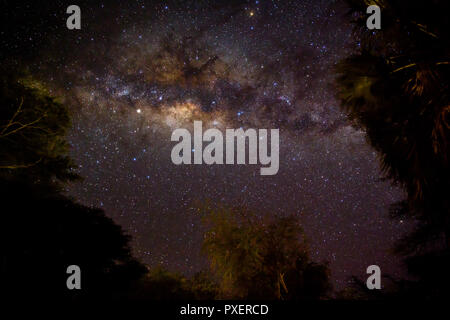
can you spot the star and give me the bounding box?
[3,0,409,290]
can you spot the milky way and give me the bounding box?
[3,0,411,288]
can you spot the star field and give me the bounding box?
[2,0,412,289]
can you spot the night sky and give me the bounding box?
[3,0,411,289]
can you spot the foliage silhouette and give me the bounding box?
[126,267,218,300]
[0,179,148,300]
[0,69,79,186]
[202,205,331,300]
[336,0,450,298]
[0,69,146,300]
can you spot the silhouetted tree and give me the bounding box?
[0,69,147,300]
[0,69,79,186]
[202,205,331,299]
[127,266,218,300]
[0,180,147,300]
[336,0,450,298]
[188,270,219,300]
